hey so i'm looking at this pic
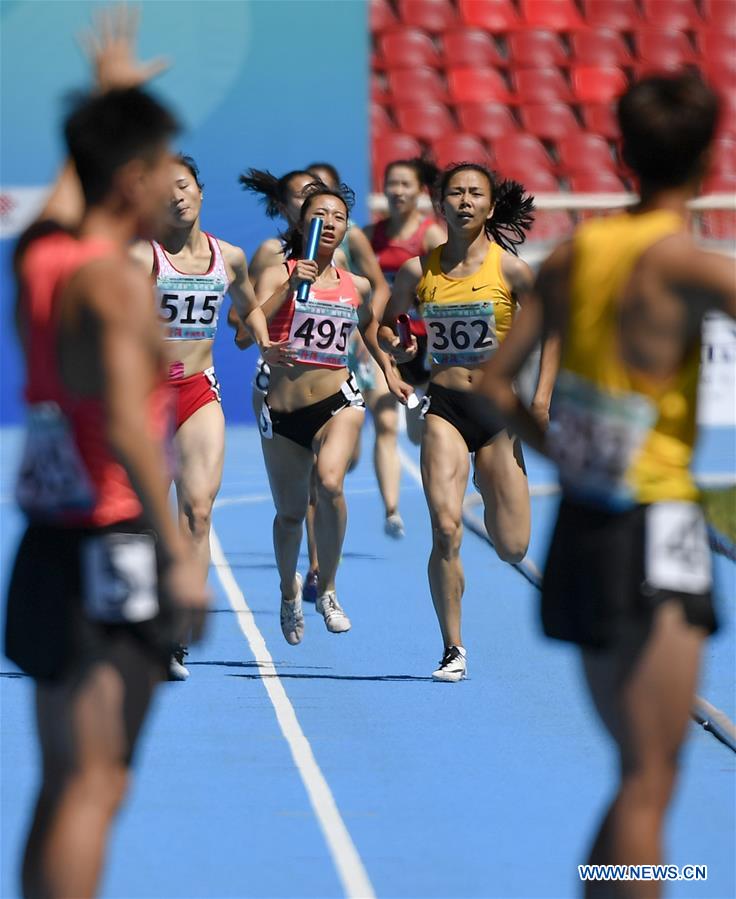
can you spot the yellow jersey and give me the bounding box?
[416,241,515,367]
[549,209,701,508]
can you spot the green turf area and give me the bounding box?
[702,486,736,544]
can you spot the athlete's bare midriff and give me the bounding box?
[430,363,487,393]
[163,338,215,378]
[267,364,351,413]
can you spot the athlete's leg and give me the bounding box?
[22,646,160,898]
[473,432,530,564]
[581,602,705,899]
[420,415,470,649]
[365,373,401,521]
[312,407,365,594]
[303,466,320,602]
[261,434,313,600]
[405,395,425,447]
[174,400,225,580]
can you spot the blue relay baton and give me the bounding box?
[296,216,324,302]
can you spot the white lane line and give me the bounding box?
[209,527,376,899]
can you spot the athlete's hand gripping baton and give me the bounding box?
[296,217,324,302]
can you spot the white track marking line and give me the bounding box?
[209,527,376,899]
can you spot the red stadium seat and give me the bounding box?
[557,133,618,174]
[458,0,521,32]
[372,73,390,105]
[581,103,620,140]
[641,0,702,30]
[635,29,697,71]
[571,66,628,103]
[569,171,629,192]
[583,0,643,31]
[506,30,568,68]
[499,167,562,193]
[398,0,457,33]
[380,29,443,70]
[441,28,505,68]
[698,31,736,71]
[371,103,395,139]
[388,67,448,103]
[371,0,399,35]
[457,103,520,141]
[520,103,582,142]
[373,132,424,187]
[520,0,584,31]
[701,0,736,31]
[493,134,556,175]
[702,170,736,193]
[513,67,573,103]
[431,133,490,167]
[395,102,457,143]
[571,29,633,67]
[448,67,513,103]
[712,137,736,175]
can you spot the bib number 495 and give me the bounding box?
[293,317,353,352]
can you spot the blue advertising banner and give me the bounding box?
[0,0,369,422]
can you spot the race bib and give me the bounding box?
[15,403,95,518]
[289,299,358,367]
[158,279,225,341]
[548,370,657,507]
[422,302,497,366]
[82,532,159,623]
[645,502,712,594]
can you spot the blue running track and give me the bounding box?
[1,424,734,899]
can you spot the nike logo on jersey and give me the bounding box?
[337,296,354,304]
[471,285,492,292]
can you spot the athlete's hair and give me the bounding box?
[174,153,204,189]
[64,87,178,206]
[384,156,440,189]
[282,182,356,259]
[618,72,720,188]
[238,168,321,218]
[307,162,340,188]
[436,163,534,255]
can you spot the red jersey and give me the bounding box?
[268,260,361,369]
[371,217,435,337]
[16,229,169,528]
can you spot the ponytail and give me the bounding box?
[238,167,319,219]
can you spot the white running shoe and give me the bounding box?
[432,646,467,682]
[280,574,304,645]
[168,645,189,681]
[384,512,405,539]
[316,590,351,633]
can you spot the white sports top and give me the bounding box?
[152,233,229,340]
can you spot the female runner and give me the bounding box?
[132,156,284,678]
[256,181,411,644]
[381,163,556,681]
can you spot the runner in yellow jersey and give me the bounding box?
[380,163,558,681]
[478,73,734,896]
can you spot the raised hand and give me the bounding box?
[78,4,168,93]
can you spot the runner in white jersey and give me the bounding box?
[132,156,286,677]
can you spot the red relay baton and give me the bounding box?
[396,313,412,348]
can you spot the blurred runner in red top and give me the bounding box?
[4,10,208,898]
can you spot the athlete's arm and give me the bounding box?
[354,275,413,404]
[378,256,423,362]
[479,242,572,454]
[220,240,290,364]
[502,253,560,429]
[659,238,736,321]
[248,238,283,286]
[346,226,391,320]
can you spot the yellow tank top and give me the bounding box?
[416,241,515,367]
[550,209,700,508]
